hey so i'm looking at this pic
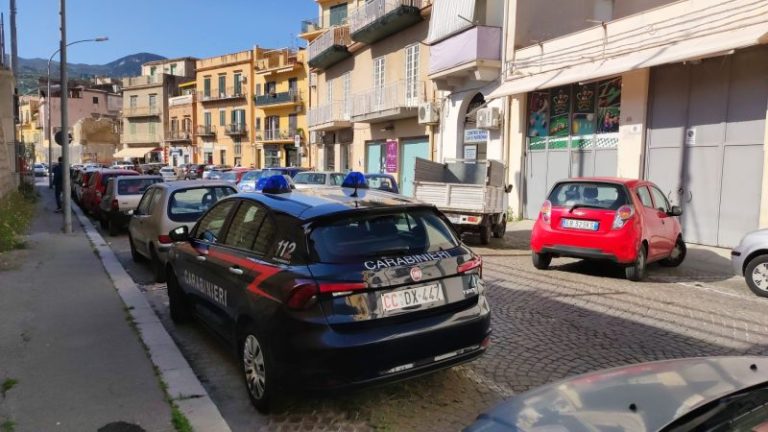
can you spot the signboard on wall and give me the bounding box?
[464,129,489,144]
[385,139,398,173]
[464,145,477,160]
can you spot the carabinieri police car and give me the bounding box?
[165,172,491,412]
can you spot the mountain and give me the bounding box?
[16,52,166,94]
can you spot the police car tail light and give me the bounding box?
[318,281,367,294]
[457,256,482,275]
[286,280,368,310]
[612,205,635,230]
[158,234,173,244]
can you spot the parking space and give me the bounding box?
[85,212,768,432]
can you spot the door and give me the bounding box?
[366,141,383,173]
[131,188,157,256]
[400,138,429,197]
[634,185,664,259]
[649,185,676,254]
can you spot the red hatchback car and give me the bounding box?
[530,178,686,281]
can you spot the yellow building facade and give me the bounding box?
[195,50,254,167]
[253,48,309,168]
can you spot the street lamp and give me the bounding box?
[46,36,108,185]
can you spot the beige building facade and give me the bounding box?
[304,0,437,197]
[166,81,197,166]
[490,0,768,248]
[195,50,253,167]
[18,96,42,162]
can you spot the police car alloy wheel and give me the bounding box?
[241,329,274,412]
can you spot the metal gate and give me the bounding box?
[645,47,767,248]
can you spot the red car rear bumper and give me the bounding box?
[531,219,641,264]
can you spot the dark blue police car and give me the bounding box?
[164,173,491,412]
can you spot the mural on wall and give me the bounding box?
[526,77,622,149]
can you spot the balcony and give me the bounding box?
[254,90,303,107]
[349,0,422,45]
[308,102,352,131]
[121,133,161,145]
[429,26,502,91]
[308,26,352,70]
[224,123,247,136]
[123,106,160,118]
[123,75,164,89]
[196,125,216,138]
[199,87,246,103]
[166,130,193,143]
[256,129,298,143]
[351,80,424,123]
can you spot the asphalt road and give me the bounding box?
[83,206,768,432]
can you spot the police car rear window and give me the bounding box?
[168,186,236,222]
[308,209,459,264]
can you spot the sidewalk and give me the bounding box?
[0,184,173,432]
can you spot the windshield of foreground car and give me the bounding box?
[548,182,629,211]
[663,382,768,432]
[308,209,459,263]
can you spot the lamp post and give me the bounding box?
[46,36,108,186]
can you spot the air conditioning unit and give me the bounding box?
[476,107,500,130]
[418,102,439,125]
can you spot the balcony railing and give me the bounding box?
[352,80,424,121]
[166,130,193,141]
[257,129,297,142]
[254,90,303,107]
[197,125,216,137]
[308,102,352,128]
[121,133,161,144]
[308,26,352,69]
[123,75,164,88]
[199,86,246,102]
[224,123,247,136]
[123,106,160,117]
[349,0,422,44]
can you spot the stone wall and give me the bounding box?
[0,70,17,198]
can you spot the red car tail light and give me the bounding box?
[458,256,482,275]
[286,280,367,310]
[158,235,173,244]
[612,205,635,230]
[540,200,552,223]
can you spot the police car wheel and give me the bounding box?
[240,327,277,413]
[167,268,192,323]
[150,246,166,283]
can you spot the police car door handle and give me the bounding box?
[228,266,244,275]
[196,255,207,262]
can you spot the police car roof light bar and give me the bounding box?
[258,175,292,194]
[341,171,369,198]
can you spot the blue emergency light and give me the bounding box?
[342,171,368,198]
[257,175,292,195]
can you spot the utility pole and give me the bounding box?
[60,0,71,233]
[9,0,19,182]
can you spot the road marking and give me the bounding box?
[460,366,516,398]
[674,281,766,303]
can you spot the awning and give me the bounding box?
[113,147,153,158]
[489,2,768,99]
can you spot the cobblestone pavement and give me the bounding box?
[90,215,768,431]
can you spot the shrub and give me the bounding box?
[0,189,36,252]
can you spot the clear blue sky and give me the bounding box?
[7,0,318,63]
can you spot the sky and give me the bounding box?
[6,0,318,64]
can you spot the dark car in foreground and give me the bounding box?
[466,356,768,432]
[165,173,491,412]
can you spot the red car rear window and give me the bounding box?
[548,182,629,210]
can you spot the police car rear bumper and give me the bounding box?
[275,301,491,390]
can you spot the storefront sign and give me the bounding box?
[385,139,398,173]
[464,129,489,144]
[464,145,477,160]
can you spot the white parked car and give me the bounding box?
[292,171,346,189]
[33,163,47,177]
[732,229,768,297]
[159,166,178,181]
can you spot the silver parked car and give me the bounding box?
[159,166,178,181]
[732,229,768,297]
[292,171,346,189]
[128,180,236,282]
[237,170,262,192]
[99,175,163,236]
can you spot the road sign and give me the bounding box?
[54,131,72,146]
[294,134,301,148]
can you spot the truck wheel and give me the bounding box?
[492,218,507,238]
[480,225,491,245]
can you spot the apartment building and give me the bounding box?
[166,81,197,166]
[253,48,309,168]
[117,57,196,162]
[18,96,42,161]
[303,0,436,197]
[195,50,253,167]
[488,0,768,248]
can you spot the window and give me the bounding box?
[148,94,157,108]
[224,202,271,253]
[294,172,327,185]
[147,188,164,214]
[373,56,385,110]
[218,74,226,97]
[265,81,276,95]
[136,189,156,215]
[288,114,297,134]
[204,111,212,127]
[650,186,671,213]
[118,178,162,195]
[309,209,459,264]
[92,96,99,104]
[219,109,226,126]
[255,83,262,96]
[150,66,156,76]
[329,3,348,26]
[548,182,629,210]
[636,186,653,208]
[149,121,156,136]
[130,95,138,108]
[129,122,137,134]
[255,117,261,131]
[234,72,242,95]
[220,149,226,165]
[172,186,236,224]
[193,199,237,243]
[264,145,280,168]
[405,44,420,106]
[203,77,211,98]
[288,78,298,94]
[326,79,333,104]
[169,63,177,76]
[330,173,346,185]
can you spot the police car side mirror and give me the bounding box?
[169,226,190,242]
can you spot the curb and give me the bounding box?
[71,204,231,432]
